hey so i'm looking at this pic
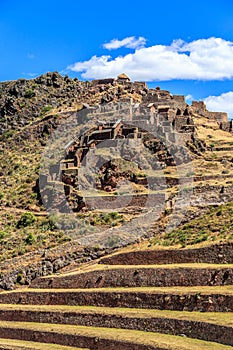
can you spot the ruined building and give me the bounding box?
[40,75,232,212]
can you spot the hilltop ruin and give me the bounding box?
[39,74,232,212]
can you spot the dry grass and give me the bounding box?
[196,125,233,144]
[3,285,233,295]
[0,304,232,327]
[0,338,85,350]
[40,263,233,278]
[0,322,232,350]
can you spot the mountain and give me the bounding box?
[0,72,233,289]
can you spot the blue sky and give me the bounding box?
[1,0,233,117]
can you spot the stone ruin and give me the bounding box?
[90,74,232,133]
[39,75,233,213]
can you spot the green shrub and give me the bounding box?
[24,89,36,99]
[25,232,36,245]
[40,105,53,115]
[17,212,36,228]
[0,231,6,239]
[90,212,124,226]
[40,217,56,231]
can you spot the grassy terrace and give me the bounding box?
[0,338,87,350]
[31,262,233,284]
[0,304,232,327]
[49,263,233,275]
[2,285,233,294]
[196,124,233,143]
[0,322,232,350]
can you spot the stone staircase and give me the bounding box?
[0,243,232,349]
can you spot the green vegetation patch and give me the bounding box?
[0,211,69,261]
[152,202,233,247]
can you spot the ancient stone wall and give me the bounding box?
[0,289,232,312]
[100,242,233,265]
[173,95,185,103]
[132,82,148,90]
[85,193,165,210]
[0,328,156,350]
[0,310,231,346]
[221,121,232,132]
[206,111,228,123]
[173,116,190,130]
[192,101,206,112]
[191,101,229,123]
[31,266,233,289]
[92,78,115,85]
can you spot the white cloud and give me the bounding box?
[103,36,146,50]
[204,91,233,118]
[68,37,233,81]
[22,72,37,77]
[185,94,194,102]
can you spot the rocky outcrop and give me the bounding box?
[0,244,111,290]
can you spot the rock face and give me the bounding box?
[0,72,141,137]
[0,243,111,291]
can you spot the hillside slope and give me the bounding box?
[0,72,233,289]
